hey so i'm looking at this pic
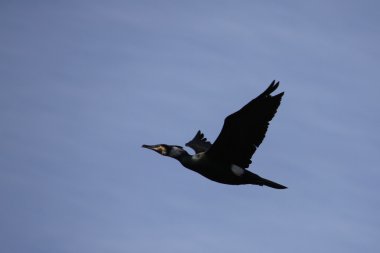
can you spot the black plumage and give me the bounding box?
[207,80,284,168]
[142,81,286,189]
[185,130,212,154]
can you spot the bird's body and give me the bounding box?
[142,81,287,189]
[180,151,243,185]
[157,149,286,188]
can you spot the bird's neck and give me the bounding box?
[171,152,197,171]
[169,150,191,162]
[176,153,204,173]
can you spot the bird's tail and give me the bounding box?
[259,177,287,189]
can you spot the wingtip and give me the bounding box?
[274,81,280,89]
[186,130,205,147]
[272,80,280,90]
[197,130,204,139]
[262,80,281,97]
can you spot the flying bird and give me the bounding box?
[142,81,286,189]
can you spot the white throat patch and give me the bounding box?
[231,164,245,177]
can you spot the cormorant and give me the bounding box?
[142,81,287,189]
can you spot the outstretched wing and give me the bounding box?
[206,81,284,169]
[185,130,212,153]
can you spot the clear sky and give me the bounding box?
[1,0,379,252]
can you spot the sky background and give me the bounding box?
[1,0,379,252]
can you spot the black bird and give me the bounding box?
[142,81,287,189]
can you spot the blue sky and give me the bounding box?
[1,0,379,252]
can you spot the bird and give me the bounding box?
[142,80,287,189]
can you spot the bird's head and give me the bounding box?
[142,144,188,158]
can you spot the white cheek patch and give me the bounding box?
[231,164,245,177]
